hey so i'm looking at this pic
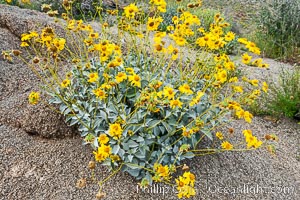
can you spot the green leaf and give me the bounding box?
[112,145,120,154]
[201,129,213,140]
[182,151,194,159]
[127,140,139,148]
[128,155,133,162]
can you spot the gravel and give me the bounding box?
[0,117,299,200]
[0,4,299,200]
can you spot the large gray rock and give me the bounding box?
[0,4,77,138]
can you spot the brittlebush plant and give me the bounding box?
[3,0,277,198]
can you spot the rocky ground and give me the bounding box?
[0,4,299,200]
[0,118,299,200]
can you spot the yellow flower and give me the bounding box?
[52,38,66,51]
[93,88,107,100]
[93,144,112,162]
[167,45,179,60]
[229,77,238,83]
[20,42,29,47]
[215,70,227,83]
[261,63,269,68]
[183,171,195,186]
[243,131,263,149]
[246,41,260,55]
[147,17,163,31]
[224,31,235,41]
[244,111,253,123]
[125,67,135,74]
[116,72,127,83]
[88,72,99,83]
[98,134,109,144]
[242,53,252,64]
[28,91,40,105]
[89,32,99,39]
[250,79,259,87]
[182,127,193,137]
[233,86,243,93]
[243,130,252,137]
[174,37,187,46]
[221,141,233,150]
[216,132,224,140]
[178,84,193,95]
[153,43,165,53]
[128,74,141,87]
[157,165,169,178]
[123,3,138,19]
[108,123,123,139]
[262,82,268,93]
[252,58,263,67]
[100,83,112,90]
[21,0,31,4]
[113,56,123,66]
[163,86,176,100]
[170,99,183,109]
[189,91,205,106]
[175,171,196,198]
[236,109,245,119]
[154,163,170,181]
[61,79,71,88]
[224,61,235,70]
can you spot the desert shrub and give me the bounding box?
[3,0,276,198]
[254,0,300,62]
[252,67,300,119]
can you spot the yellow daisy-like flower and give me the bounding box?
[178,84,193,95]
[175,171,196,199]
[125,67,135,74]
[233,85,243,93]
[224,31,235,41]
[89,32,99,39]
[52,38,66,51]
[20,42,29,47]
[170,99,183,109]
[153,163,170,181]
[88,72,99,83]
[229,77,238,83]
[108,123,123,139]
[238,38,248,44]
[93,88,107,100]
[93,144,112,162]
[163,86,176,100]
[115,72,127,83]
[123,3,138,19]
[244,111,253,123]
[242,53,252,65]
[215,70,227,83]
[174,37,187,46]
[61,79,70,88]
[182,127,193,138]
[216,132,224,140]
[250,79,259,87]
[98,133,109,144]
[252,58,263,67]
[221,141,233,150]
[28,91,40,105]
[100,83,112,91]
[262,82,268,93]
[128,74,141,87]
[147,17,163,31]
